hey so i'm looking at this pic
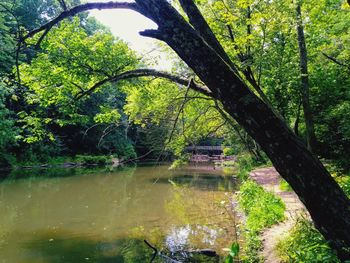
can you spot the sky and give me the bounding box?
[89,8,157,52]
[88,2,173,70]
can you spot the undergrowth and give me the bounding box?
[234,153,269,179]
[279,179,292,192]
[277,217,340,263]
[276,163,350,263]
[75,155,113,166]
[238,180,285,262]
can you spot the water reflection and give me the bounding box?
[0,164,239,262]
[153,174,237,192]
[23,233,154,263]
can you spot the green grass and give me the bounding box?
[277,217,340,263]
[238,180,285,261]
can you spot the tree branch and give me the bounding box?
[167,78,192,144]
[58,0,68,11]
[22,2,139,42]
[322,52,350,71]
[75,69,213,100]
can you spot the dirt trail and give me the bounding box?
[250,167,308,263]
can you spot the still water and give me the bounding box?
[0,164,239,262]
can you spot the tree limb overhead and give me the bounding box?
[75,68,213,100]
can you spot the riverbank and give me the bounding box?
[247,166,347,262]
[249,167,307,262]
[0,155,120,171]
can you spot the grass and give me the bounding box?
[238,180,285,261]
[276,161,349,263]
[277,217,340,263]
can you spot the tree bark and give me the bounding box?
[134,0,350,259]
[24,0,350,259]
[295,3,317,152]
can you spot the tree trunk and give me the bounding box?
[135,0,350,259]
[295,3,317,152]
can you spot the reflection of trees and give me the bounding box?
[164,181,238,254]
[155,173,238,192]
[23,232,155,263]
[0,164,239,261]
[0,204,18,248]
[0,166,138,252]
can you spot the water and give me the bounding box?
[0,164,239,262]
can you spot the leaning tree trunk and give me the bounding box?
[135,0,350,259]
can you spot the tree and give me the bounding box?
[18,18,140,158]
[20,0,350,259]
[295,1,317,152]
[0,82,18,166]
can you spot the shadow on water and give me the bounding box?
[152,174,238,192]
[23,232,219,263]
[22,233,154,263]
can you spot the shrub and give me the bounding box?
[118,144,137,160]
[223,147,235,156]
[234,154,258,179]
[75,155,113,166]
[169,154,190,169]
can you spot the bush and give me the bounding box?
[17,143,62,166]
[234,154,258,179]
[75,155,113,166]
[169,154,190,169]
[277,217,339,262]
[118,144,137,160]
[223,147,235,156]
[0,153,15,168]
[238,180,285,261]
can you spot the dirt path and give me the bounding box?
[250,167,308,263]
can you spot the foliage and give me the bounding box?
[0,10,15,75]
[124,77,229,157]
[223,147,235,156]
[16,142,62,166]
[14,17,139,160]
[223,242,240,263]
[75,155,112,166]
[238,180,285,261]
[336,175,350,197]
[277,217,340,263]
[279,179,293,192]
[0,83,18,167]
[233,153,267,179]
[169,154,190,169]
[195,0,350,168]
[326,161,350,197]
[19,18,138,140]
